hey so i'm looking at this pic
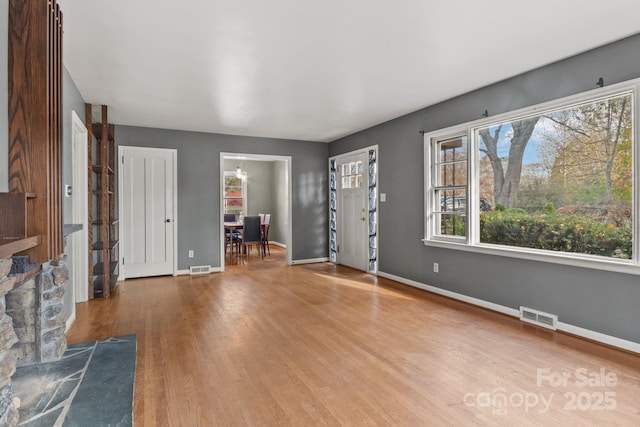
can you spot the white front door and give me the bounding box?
[121,146,176,278]
[336,152,369,271]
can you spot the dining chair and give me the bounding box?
[235,215,262,263]
[224,213,237,257]
[262,214,271,256]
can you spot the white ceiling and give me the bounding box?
[58,0,640,143]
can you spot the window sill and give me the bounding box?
[422,238,639,275]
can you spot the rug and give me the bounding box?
[12,335,136,427]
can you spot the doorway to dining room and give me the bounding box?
[219,153,292,270]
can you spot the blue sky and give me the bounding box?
[480,118,548,166]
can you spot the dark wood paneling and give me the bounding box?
[8,0,64,262]
[87,104,119,298]
[0,193,28,239]
[87,103,94,299]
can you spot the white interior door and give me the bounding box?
[121,146,176,278]
[336,152,369,271]
[71,111,88,304]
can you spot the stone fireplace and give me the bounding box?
[0,257,68,425]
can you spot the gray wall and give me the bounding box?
[0,2,7,192]
[329,33,640,343]
[245,160,273,216]
[116,126,328,269]
[271,161,288,245]
[62,68,86,224]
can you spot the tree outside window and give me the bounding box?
[224,173,246,217]
[425,85,636,266]
[478,93,632,259]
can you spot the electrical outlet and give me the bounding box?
[188,250,194,258]
[433,262,439,273]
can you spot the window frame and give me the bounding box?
[223,171,247,217]
[425,128,470,244]
[423,78,640,274]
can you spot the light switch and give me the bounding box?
[380,193,386,202]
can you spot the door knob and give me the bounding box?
[165,219,171,223]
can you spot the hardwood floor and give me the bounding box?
[67,247,640,426]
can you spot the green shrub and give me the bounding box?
[442,215,466,236]
[495,203,506,211]
[542,202,556,215]
[479,210,632,258]
[507,208,527,215]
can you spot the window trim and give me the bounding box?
[423,78,640,274]
[425,127,470,244]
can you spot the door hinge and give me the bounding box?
[122,258,124,266]
[121,156,125,164]
[337,245,340,253]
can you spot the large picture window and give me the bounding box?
[424,81,638,272]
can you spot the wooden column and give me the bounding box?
[87,104,119,298]
[99,106,110,297]
[8,0,64,263]
[86,103,95,299]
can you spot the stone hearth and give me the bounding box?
[0,257,68,426]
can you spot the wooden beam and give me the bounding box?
[86,103,95,299]
[8,0,64,262]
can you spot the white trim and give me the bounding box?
[377,271,519,317]
[425,80,638,141]
[329,145,379,273]
[65,310,76,332]
[118,146,178,278]
[70,110,89,306]
[424,128,470,244]
[377,271,639,354]
[423,78,640,274]
[269,241,286,248]
[557,322,640,354]
[220,153,293,271]
[422,238,640,275]
[291,257,330,265]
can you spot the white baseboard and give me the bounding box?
[269,241,286,248]
[291,257,329,265]
[557,322,640,354]
[65,311,76,333]
[377,271,519,317]
[377,271,640,354]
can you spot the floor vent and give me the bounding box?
[189,265,212,275]
[519,306,557,330]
